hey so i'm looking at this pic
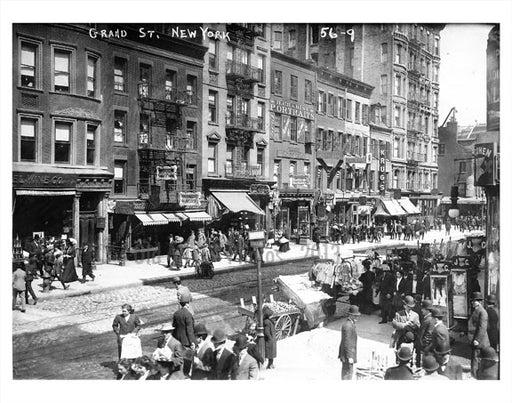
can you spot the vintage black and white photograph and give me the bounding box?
[1,1,511,402]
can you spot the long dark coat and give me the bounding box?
[338,318,357,363]
[263,317,277,359]
[61,245,78,283]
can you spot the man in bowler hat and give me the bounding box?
[211,329,237,380]
[417,299,435,367]
[476,346,499,380]
[469,291,490,378]
[419,355,449,380]
[232,334,259,380]
[384,346,415,380]
[338,305,360,380]
[485,294,499,351]
[423,307,449,356]
[434,342,463,380]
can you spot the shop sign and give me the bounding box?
[292,174,310,188]
[156,165,178,181]
[324,190,335,206]
[276,149,308,160]
[13,172,77,188]
[114,201,134,215]
[249,184,271,195]
[270,99,315,120]
[178,191,201,208]
[378,147,387,195]
[474,142,497,186]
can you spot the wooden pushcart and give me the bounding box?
[237,304,302,341]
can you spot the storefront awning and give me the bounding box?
[397,198,421,214]
[162,213,184,223]
[357,205,373,215]
[373,203,390,216]
[182,212,213,222]
[376,199,407,216]
[135,213,169,226]
[16,190,76,196]
[211,191,265,215]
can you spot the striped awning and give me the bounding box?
[16,190,76,196]
[397,198,421,214]
[357,205,373,215]
[183,212,212,222]
[162,213,183,223]
[135,213,169,226]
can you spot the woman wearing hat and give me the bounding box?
[60,239,79,285]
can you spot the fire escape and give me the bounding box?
[224,24,264,179]
[137,82,193,208]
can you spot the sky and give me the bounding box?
[439,23,495,128]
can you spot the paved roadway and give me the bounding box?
[13,260,313,380]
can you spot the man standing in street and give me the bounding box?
[434,342,463,380]
[232,334,259,380]
[469,291,490,379]
[12,263,27,313]
[419,355,449,380]
[211,329,237,380]
[417,299,435,367]
[377,263,395,324]
[423,308,449,356]
[390,295,420,350]
[338,305,360,380]
[172,276,193,314]
[384,346,414,380]
[191,323,214,380]
[172,294,195,350]
[112,303,142,359]
[80,244,95,283]
[485,294,499,351]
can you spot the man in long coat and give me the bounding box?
[486,294,499,351]
[172,296,195,349]
[338,305,360,380]
[423,308,450,356]
[469,292,490,378]
[384,346,414,380]
[378,265,395,323]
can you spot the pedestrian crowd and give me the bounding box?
[12,235,96,312]
[112,277,277,380]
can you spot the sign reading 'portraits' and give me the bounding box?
[269,99,315,120]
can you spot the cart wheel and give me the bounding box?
[275,314,292,340]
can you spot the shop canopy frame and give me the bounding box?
[210,191,265,215]
[134,213,169,226]
[397,198,421,215]
[374,199,407,216]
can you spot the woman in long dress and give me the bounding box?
[61,238,79,284]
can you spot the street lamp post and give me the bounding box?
[248,231,266,359]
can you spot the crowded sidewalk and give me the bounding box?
[18,228,467,304]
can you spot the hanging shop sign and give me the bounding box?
[474,142,498,186]
[269,99,315,120]
[292,174,310,188]
[276,149,309,160]
[157,165,178,181]
[13,172,77,188]
[378,147,387,195]
[178,191,201,208]
[249,184,271,195]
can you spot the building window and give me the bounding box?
[54,121,72,164]
[273,160,281,186]
[86,124,97,165]
[186,165,196,190]
[226,95,234,124]
[327,93,334,115]
[256,148,264,176]
[316,166,322,188]
[87,55,98,98]
[208,91,217,123]
[273,30,282,49]
[208,39,217,69]
[350,47,354,67]
[317,91,324,113]
[434,37,440,55]
[114,57,126,92]
[305,79,313,103]
[274,113,282,139]
[304,161,310,180]
[380,74,387,95]
[394,105,401,127]
[304,120,312,143]
[165,69,176,100]
[186,75,197,105]
[355,102,361,123]
[395,43,403,64]
[186,121,197,149]
[346,99,352,121]
[207,142,217,174]
[362,104,369,125]
[20,41,39,88]
[114,110,126,143]
[439,143,445,156]
[257,54,265,81]
[381,43,388,63]
[310,25,319,44]
[290,75,298,100]
[54,49,71,93]
[257,102,265,130]
[226,145,234,175]
[290,116,298,142]
[459,161,467,173]
[20,117,37,162]
[139,63,152,96]
[393,170,399,188]
[288,30,296,48]
[139,113,150,145]
[289,161,296,187]
[394,74,401,96]
[393,137,400,158]
[272,70,282,95]
[432,146,438,163]
[114,161,125,194]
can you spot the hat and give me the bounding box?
[172,277,181,284]
[471,291,483,301]
[414,294,422,302]
[234,334,249,350]
[486,294,497,304]
[430,308,444,318]
[159,323,175,332]
[175,236,184,243]
[397,346,413,362]
[68,238,77,245]
[211,329,227,344]
[421,299,433,310]
[179,289,192,303]
[480,346,499,362]
[194,323,208,336]
[434,341,452,355]
[422,355,440,372]
[362,259,372,268]
[403,295,415,308]
[404,331,415,342]
[348,305,361,316]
